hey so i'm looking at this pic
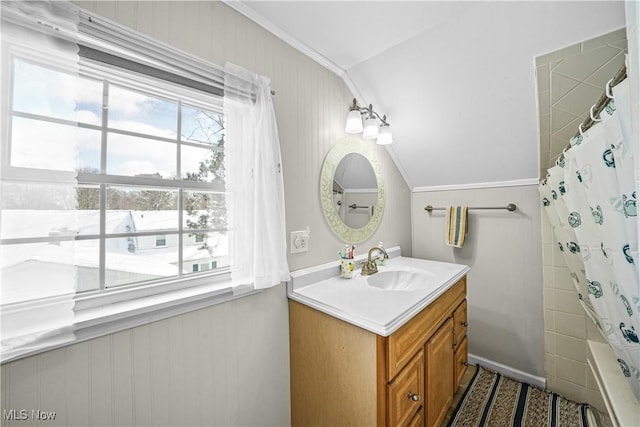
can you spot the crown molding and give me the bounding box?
[412,178,540,193]
[222,1,345,78]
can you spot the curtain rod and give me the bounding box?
[424,204,517,213]
[572,63,627,139]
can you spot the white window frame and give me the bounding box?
[0,16,258,358]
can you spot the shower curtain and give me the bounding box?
[539,77,640,400]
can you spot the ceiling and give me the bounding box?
[230,1,627,190]
[235,1,476,70]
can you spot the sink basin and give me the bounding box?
[366,269,436,291]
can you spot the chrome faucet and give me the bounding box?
[360,246,389,275]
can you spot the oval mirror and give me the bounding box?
[320,136,385,243]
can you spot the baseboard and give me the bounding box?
[468,353,546,389]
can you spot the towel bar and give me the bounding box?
[349,204,370,210]
[424,204,516,213]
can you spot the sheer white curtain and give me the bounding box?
[224,63,290,290]
[0,1,80,361]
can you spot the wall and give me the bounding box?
[2,285,290,427]
[412,185,545,384]
[1,1,412,426]
[399,0,626,406]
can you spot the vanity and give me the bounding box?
[288,247,470,427]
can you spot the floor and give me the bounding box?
[441,364,477,426]
[439,364,613,427]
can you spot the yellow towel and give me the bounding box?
[446,206,468,248]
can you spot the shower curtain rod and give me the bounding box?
[572,64,627,139]
[424,204,517,213]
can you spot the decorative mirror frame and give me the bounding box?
[320,136,385,243]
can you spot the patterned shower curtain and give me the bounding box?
[539,77,639,401]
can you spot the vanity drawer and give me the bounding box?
[453,299,467,347]
[387,349,424,427]
[387,277,466,379]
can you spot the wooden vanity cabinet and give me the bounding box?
[289,276,467,427]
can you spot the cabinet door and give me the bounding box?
[407,408,424,427]
[387,349,424,427]
[425,317,453,427]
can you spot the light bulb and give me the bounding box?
[345,110,363,134]
[362,117,379,139]
[377,125,393,145]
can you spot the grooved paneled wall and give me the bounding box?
[411,185,545,383]
[2,286,290,427]
[1,1,412,426]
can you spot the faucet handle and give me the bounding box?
[361,260,378,275]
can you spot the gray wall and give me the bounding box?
[1,1,412,426]
[412,185,545,382]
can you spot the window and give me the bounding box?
[1,4,287,363]
[1,52,229,294]
[155,235,167,247]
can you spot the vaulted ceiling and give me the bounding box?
[229,1,626,190]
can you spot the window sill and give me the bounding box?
[75,279,258,340]
[2,278,260,364]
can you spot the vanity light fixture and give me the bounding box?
[345,98,393,145]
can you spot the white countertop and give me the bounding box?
[287,247,470,336]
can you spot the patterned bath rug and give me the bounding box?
[447,365,589,427]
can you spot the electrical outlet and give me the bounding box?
[290,230,309,254]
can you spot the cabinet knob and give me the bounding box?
[463,361,469,366]
[462,321,468,327]
[407,392,420,402]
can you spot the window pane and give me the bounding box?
[182,231,228,275]
[108,85,177,138]
[106,133,176,178]
[106,187,178,235]
[181,105,224,146]
[11,117,101,172]
[76,185,100,211]
[183,191,227,229]
[105,236,178,288]
[76,239,101,292]
[5,59,229,295]
[0,183,100,239]
[181,145,225,183]
[1,240,100,301]
[13,59,102,125]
